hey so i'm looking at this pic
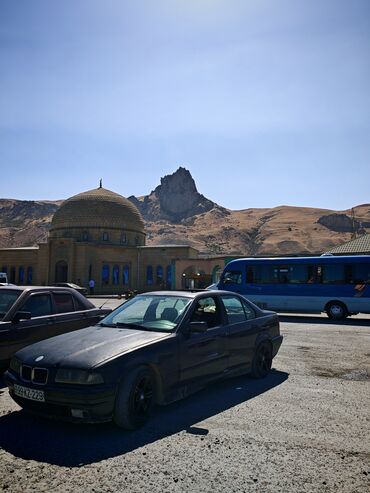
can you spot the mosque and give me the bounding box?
[0,185,226,294]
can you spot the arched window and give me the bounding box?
[120,233,127,244]
[102,232,109,241]
[112,265,119,285]
[82,231,89,241]
[212,265,222,283]
[18,266,25,285]
[102,265,110,285]
[27,266,33,284]
[123,265,129,285]
[55,260,68,283]
[10,266,16,283]
[166,265,172,289]
[146,266,153,285]
[156,265,163,285]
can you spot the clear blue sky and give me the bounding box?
[1,0,369,210]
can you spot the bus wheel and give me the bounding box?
[326,301,348,320]
[251,342,272,378]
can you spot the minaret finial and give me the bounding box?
[99,178,102,188]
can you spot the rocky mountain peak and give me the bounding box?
[129,167,217,223]
[157,167,198,195]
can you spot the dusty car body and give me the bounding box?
[0,286,111,369]
[5,290,282,429]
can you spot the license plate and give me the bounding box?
[14,384,45,402]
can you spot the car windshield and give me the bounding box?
[100,294,192,332]
[0,289,22,320]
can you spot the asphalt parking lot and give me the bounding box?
[0,301,369,493]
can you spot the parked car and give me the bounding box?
[0,286,111,369]
[5,290,283,429]
[52,283,88,295]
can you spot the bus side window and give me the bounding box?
[246,268,254,283]
[307,265,316,283]
[321,264,345,284]
[352,263,370,284]
[344,264,352,283]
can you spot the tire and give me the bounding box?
[113,366,155,430]
[251,341,272,379]
[326,301,348,320]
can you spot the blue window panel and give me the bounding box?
[102,265,110,284]
[112,265,119,285]
[123,265,129,285]
[146,266,153,285]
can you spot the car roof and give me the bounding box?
[139,290,236,299]
[0,285,82,293]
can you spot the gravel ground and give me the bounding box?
[0,308,369,493]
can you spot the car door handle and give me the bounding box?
[47,317,55,324]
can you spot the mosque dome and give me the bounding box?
[49,186,145,235]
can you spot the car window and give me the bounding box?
[154,297,188,321]
[190,297,221,329]
[53,293,75,313]
[221,296,246,324]
[21,294,53,317]
[73,296,88,311]
[0,289,22,319]
[103,295,191,332]
[241,300,256,320]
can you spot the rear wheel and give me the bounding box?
[251,342,272,378]
[113,366,155,430]
[326,301,348,320]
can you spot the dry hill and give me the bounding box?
[1,168,369,255]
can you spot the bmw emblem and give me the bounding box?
[35,355,44,362]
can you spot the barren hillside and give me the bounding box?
[1,168,369,255]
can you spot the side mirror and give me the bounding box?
[12,311,32,323]
[188,321,208,333]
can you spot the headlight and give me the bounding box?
[55,369,104,385]
[9,357,22,374]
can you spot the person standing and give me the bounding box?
[89,278,95,295]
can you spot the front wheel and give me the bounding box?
[326,301,348,320]
[114,366,155,430]
[251,342,272,378]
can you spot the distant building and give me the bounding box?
[0,186,227,293]
[325,233,370,256]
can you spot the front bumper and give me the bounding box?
[4,370,116,423]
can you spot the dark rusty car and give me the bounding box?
[0,286,111,369]
[5,290,283,429]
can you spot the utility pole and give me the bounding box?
[351,208,357,240]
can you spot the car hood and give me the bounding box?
[16,325,171,369]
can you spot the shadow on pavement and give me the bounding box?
[0,372,7,390]
[279,314,370,327]
[0,369,288,467]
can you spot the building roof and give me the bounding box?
[325,233,370,255]
[49,186,145,234]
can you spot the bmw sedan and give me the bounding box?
[5,290,283,429]
[0,286,111,370]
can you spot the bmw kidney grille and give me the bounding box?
[21,365,48,385]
